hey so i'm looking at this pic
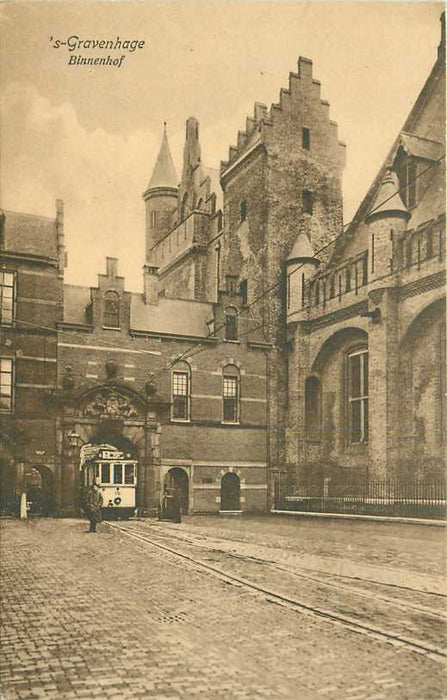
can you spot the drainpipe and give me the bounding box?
[263,348,272,511]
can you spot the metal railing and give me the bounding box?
[275,478,446,520]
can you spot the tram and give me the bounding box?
[81,447,137,520]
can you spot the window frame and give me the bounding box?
[222,367,240,425]
[0,270,17,327]
[302,190,313,215]
[0,357,14,413]
[302,127,311,150]
[239,199,247,223]
[171,368,191,422]
[224,307,239,342]
[347,347,369,444]
[103,290,120,329]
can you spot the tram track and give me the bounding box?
[107,521,447,663]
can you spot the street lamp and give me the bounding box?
[67,430,81,448]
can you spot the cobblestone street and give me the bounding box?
[1,517,446,699]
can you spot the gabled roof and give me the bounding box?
[146,124,178,191]
[394,133,444,163]
[331,28,445,265]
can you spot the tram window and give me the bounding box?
[124,464,135,484]
[101,463,110,483]
[113,463,123,484]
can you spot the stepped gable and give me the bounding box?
[221,56,345,177]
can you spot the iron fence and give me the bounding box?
[275,478,446,520]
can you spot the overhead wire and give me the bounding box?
[2,154,444,388]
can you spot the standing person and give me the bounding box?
[82,483,103,533]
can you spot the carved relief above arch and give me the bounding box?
[76,384,145,421]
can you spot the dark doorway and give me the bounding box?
[165,468,189,515]
[0,460,15,515]
[220,472,241,511]
[25,466,55,516]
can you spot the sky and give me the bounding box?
[0,1,443,291]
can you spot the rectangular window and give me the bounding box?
[401,161,418,208]
[329,276,335,299]
[0,271,16,326]
[361,256,368,286]
[302,127,310,150]
[113,463,123,484]
[0,358,13,412]
[103,291,120,328]
[124,464,135,484]
[348,349,368,443]
[407,162,417,208]
[345,266,351,292]
[101,463,110,483]
[239,279,248,306]
[172,371,190,420]
[223,376,239,423]
[151,211,157,228]
[302,190,313,215]
[225,313,238,341]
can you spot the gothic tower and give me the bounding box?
[219,56,346,478]
[143,124,178,260]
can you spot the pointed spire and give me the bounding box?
[147,123,178,190]
[366,168,409,222]
[287,233,318,264]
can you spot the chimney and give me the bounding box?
[106,257,118,278]
[143,264,160,305]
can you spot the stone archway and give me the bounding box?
[164,467,189,514]
[25,465,55,516]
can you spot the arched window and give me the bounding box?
[171,361,191,421]
[103,291,120,328]
[196,198,203,211]
[225,307,238,341]
[304,376,321,442]
[239,199,247,222]
[222,365,240,424]
[347,347,368,443]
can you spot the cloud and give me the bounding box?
[1,83,165,290]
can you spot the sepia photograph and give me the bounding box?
[0,1,446,698]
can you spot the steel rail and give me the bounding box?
[107,522,447,663]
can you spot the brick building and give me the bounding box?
[281,20,446,500]
[50,117,269,517]
[0,203,65,514]
[1,14,445,517]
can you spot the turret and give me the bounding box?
[366,168,410,281]
[178,117,202,220]
[143,124,178,258]
[286,233,319,322]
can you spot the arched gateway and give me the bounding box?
[58,382,169,516]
